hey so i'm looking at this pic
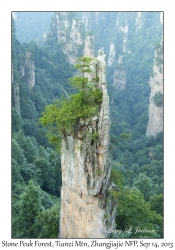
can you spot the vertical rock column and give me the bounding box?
[12,64,21,116]
[146,40,163,137]
[19,51,35,90]
[24,52,35,90]
[59,49,117,238]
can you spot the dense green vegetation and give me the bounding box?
[12,12,163,238]
[12,17,69,238]
[39,56,103,149]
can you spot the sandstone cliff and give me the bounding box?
[13,84,20,115]
[12,51,35,115]
[20,51,35,90]
[107,42,126,91]
[135,12,143,31]
[12,66,21,115]
[59,49,117,238]
[108,42,115,66]
[146,40,163,137]
[54,12,94,65]
[113,68,126,91]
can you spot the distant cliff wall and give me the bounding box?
[20,51,35,90]
[113,67,126,90]
[13,82,21,115]
[54,12,94,65]
[59,49,117,238]
[146,40,163,137]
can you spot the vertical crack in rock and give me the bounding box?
[59,49,117,238]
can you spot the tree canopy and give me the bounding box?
[39,56,103,149]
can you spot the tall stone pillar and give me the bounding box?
[59,49,117,238]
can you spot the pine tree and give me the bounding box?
[39,56,102,149]
[13,180,43,238]
[35,201,61,238]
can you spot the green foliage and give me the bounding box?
[12,139,26,168]
[131,163,140,174]
[40,190,56,209]
[92,132,98,142]
[153,92,163,107]
[93,76,99,82]
[116,187,163,238]
[35,201,60,238]
[12,158,24,191]
[39,56,102,148]
[12,180,61,238]
[104,213,110,219]
[69,76,88,89]
[133,173,153,201]
[33,158,50,188]
[74,56,93,74]
[40,89,102,144]
[110,168,124,189]
[22,118,39,137]
[120,132,131,140]
[13,180,43,238]
[12,107,23,133]
[21,100,38,120]
[109,189,120,199]
[125,170,136,187]
[36,127,50,148]
[13,130,37,163]
[153,145,163,160]
[149,193,163,216]
[96,169,103,176]
[13,70,21,83]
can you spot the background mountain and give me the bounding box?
[12,11,163,238]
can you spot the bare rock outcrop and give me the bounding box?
[59,49,117,238]
[20,51,35,90]
[113,68,126,90]
[12,64,21,115]
[55,12,94,65]
[146,40,163,137]
[13,84,21,115]
[108,42,115,66]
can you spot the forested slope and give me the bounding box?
[12,16,75,238]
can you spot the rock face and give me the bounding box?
[20,51,35,90]
[106,39,126,91]
[113,68,126,90]
[135,12,143,31]
[12,64,21,115]
[117,24,128,53]
[83,34,94,58]
[12,51,35,116]
[146,40,163,137]
[59,49,117,238]
[13,84,21,115]
[55,12,94,65]
[108,42,115,66]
